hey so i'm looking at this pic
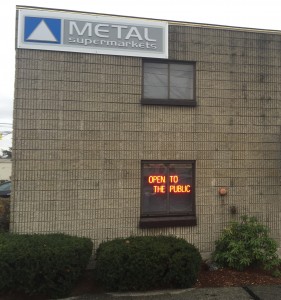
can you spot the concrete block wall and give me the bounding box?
[12,22,281,257]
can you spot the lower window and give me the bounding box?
[140,160,196,228]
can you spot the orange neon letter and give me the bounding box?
[153,185,166,193]
[169,185,191,193]
[148,175,166,184]
[170,176,179,183]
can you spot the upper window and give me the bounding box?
[142,60,196,106]
[140,161,196,228]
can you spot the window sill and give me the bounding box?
[139,215,197,228]
[141,99,197,107]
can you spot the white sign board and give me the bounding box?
[17,9,168,59]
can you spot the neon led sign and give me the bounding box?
[148,175,191,194]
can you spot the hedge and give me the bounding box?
[95,236,201,291]
[0,233,93,298]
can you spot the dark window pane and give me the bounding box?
[168,163,193,213]
[170,64,193,99]
[144,63,168,99]
[141,161,196,227]
[144,84,169,99]
[142,162,195,215]
[143,61,195,103]
[170,87,193,99]
[142,163,167,214]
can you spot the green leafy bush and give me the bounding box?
[95,236,201,291]
[0,233,93,298]
[213,215,280,272]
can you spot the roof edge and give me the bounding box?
[16,5,281,35]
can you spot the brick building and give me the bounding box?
[12,6,281,258]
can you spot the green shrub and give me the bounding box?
[212,215,280,272]
[95,236,201,291]
[0,233,93,298]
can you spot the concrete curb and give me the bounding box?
[107,288,192,297]
[59,285,281,300]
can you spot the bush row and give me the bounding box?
[95,236,202,291]
[0,233,93,298]
[0,233,202,296]
[2,216,277,297]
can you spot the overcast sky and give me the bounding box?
[1,0,281,131]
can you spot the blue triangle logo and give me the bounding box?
[24,17,61,44]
